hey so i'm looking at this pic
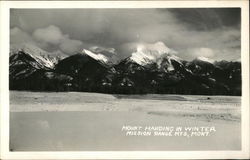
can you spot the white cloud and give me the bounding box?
[119,41,177,59]
[185,47,215,60]
[137,41,177,54]
[32,25,83,54]
[10,25,84,55]
[89,46,116,55]
[193,48,215,57]
[59,39,83,54]
[32,25,65,45]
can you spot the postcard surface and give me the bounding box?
[0,0,249,159]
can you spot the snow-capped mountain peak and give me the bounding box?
[82,49,109,63]
[196,56,215,64]
[128,42,182,72]
[89,46,119,64]
[130,42,179,65]
[10,44,61,69]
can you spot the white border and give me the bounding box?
[0,1,249,159]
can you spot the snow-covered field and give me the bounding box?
[10,91,241,151]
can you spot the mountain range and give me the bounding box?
[9,45,241,95]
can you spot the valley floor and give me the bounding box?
[10,91,241,151]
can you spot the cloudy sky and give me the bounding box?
[10,8,241,61]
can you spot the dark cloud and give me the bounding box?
[168,8,240,31]
[10,8,241,61]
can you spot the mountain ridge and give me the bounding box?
[9,46,241,95]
